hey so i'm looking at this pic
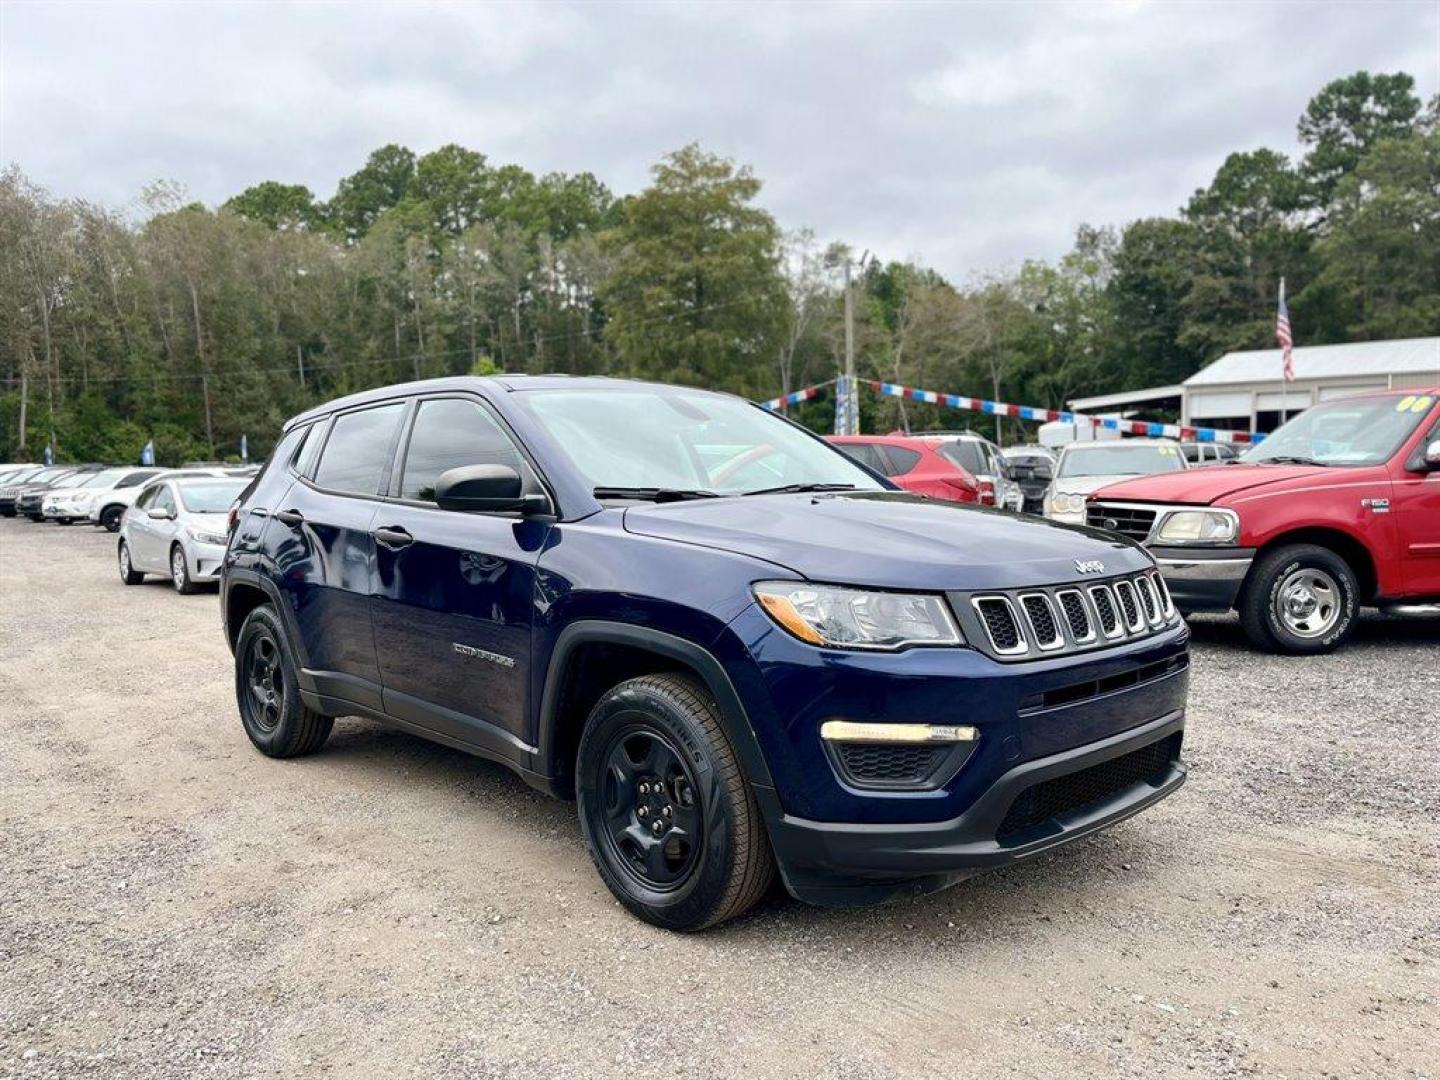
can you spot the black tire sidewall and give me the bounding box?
[1254,546,1358,654]
[117,541,141,584]
[234,606,307,755]
[577,681,740,930]
[170,544,194,594]
[102,506,123,532]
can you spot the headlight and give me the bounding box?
[187,527,229,546]
[753,581,964,650]
[1156,509,1239,544]
[1049,491,1085,515]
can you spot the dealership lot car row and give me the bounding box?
[7,379,1436,933]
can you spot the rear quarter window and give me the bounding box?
[880,445,921,476]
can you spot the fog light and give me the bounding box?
[819,720,978,744]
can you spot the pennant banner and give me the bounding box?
[865,380,1263,445]
[757,381,832,411]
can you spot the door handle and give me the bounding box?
[275,509,305,527]
[373,526,414,550]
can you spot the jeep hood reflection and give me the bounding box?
[622,491,1151,592]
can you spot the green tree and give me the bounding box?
[1299,71,1422,205]
[602,144,785,396]
[327,144,417,241]
[224,181,322,231]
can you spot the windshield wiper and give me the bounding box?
[1258,455,1328,467]
[593,486,720,503]
[739,482,858,497]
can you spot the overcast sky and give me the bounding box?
[2,1,1436,279]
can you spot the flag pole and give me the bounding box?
[1279,277,1287,426]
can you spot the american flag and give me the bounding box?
[1276,278,1294,383]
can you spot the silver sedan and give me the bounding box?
[117,476,249,593]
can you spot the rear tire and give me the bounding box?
[101,505,124,532]
[234,605,333,757]
[117,541,144,585]
[1239,543,1358,654]
[576,672,774,931]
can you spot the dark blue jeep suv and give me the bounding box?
[221,376,1189,929]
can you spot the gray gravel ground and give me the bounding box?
[1,519,1436,1080]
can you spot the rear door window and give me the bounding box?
[880,445,921,476]
[313,404,406,496]
[939,441,985,475]
[398,398,530,502]
[835,443,890,475]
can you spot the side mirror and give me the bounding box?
[1426,439,1440,471]
[434,465,548,515]
[147,506,174,520]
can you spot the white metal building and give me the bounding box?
[1182,337,1440,432]
[1069,337,1440,433]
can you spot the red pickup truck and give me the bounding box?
[1086,387,1440,653]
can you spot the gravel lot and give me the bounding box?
[1,518,1436,1080]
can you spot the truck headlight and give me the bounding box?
[753,582,964,650]
[1156,509,1238,544]
[1049,491,1085,515]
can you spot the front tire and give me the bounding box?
[576,673,774,931]
[170,544,198,595]
[234,605,333,757]
[117,541,144,585]
[1239,543,1358,654]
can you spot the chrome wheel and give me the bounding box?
[119,545,131,576]
[1276,567,1340,639]
[171,547,187,590]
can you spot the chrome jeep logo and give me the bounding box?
[1074,559,1106,575]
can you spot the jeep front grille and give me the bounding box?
[957,571,1180,662]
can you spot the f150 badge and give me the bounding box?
[1074,559,1106,575]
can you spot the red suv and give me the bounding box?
[1087,387,1440,653]
[828,435,982,503]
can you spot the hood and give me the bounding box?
[1051,474,1152,496]
[1092,463,1332,506]
[622,491,1152,591]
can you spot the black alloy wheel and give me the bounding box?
[242,628,286,734]
[597,726,703,891]
[233,606,333,757]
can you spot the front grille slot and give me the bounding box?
[1020,594,1063,651]
[1152,572,1176,617]
[996,733,1182,841]
[1113,580,1144,632]
[1136,575,1160,624]
[1086,504,1158,542]
[1088,586,1121,638]
[973,597,1026,655]
[1056,589,1094,644]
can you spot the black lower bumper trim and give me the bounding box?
[759,709,1186,907]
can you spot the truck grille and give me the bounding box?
[958,570,1181,662]
[996,733,1181,841]
[1086,503,1157,542]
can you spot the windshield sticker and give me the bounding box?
[1409,395,1433,413]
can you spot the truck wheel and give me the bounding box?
[1239,543,1358,654]
[117,541,144,585]
[576,673,774,931]
[234,605,333,757]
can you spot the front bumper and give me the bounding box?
[1152,546,1255,612]
[760,709,1186,906]
[189,540,229,580]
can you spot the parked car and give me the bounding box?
[1179,442,1241,466]
[903,430,1022,510]
[41,466,164,526]
[827,434,982,503]
[1045,440,1188,525]
[90,466,229,531]
[0,466,56,515]
[221,376,1188,930]
[118,475,250,592]
[16,466,105,520]
[1089,388,1440,654]
[1002,446,1057,514]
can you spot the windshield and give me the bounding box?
[1242,395,1435,466]
[53,472,96,489]
[1058,443,1185,479]
[516,386,885,496]
[81,469,127,488]
[26,468,68,484]
[176,479,248,513]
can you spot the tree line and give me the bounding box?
[1,69,1435,465]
